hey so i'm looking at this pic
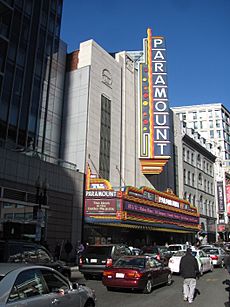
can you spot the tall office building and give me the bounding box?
[0,0,66,159]
[172,103,230,168]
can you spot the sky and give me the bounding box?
[60,0,230,109]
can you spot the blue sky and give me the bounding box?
[61,0,230,109]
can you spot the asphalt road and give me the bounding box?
[74,267,230,307]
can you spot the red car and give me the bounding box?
[102,255,172,294]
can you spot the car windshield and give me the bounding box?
[83,246,112,256]
[173,251,186,257]
[114,257,146,268]
[203,249,218,255]
[168,246,182,251]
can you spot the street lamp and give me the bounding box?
[34,176,48,243]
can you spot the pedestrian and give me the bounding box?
[224,253,230,274]
[64,240,73,262]
[75,241,85,265]
[179,248,199,304]
[54,242,61,260]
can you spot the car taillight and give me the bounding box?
[103,270,113,277]
[106,258,113,267]
[156,254,161,261]
[79,257,83,265]
[210,255,218,260]
[126,271,143,279]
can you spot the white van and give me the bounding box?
[168,244,187,254]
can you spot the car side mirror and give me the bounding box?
[72,282,80,290]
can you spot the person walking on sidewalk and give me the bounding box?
[179,248,199,304]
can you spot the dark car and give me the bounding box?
[141,245,172,265]
[79,244,132,279]
[102,255,172,294]
[0,240,73,280]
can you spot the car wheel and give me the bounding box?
[166,273,172,285]
[143,279,152,294]
[84,299,95,307]
[199,265,204,276]
[210,263,214,272]
[84,274,91,280]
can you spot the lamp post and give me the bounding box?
[34,176,48,243]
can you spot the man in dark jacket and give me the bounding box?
[179,248,199,304]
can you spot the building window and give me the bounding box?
[210,130,214,138]
[184,169,186,184]
[187,150,190,162]
[199,195,203,213]
[216,120,221,128]
[184,192,187,200]
[216,130,221,138]
[192,173,195,186]
[198,173,202,187]
[215,110,221,118]
[197,154,201,167]
[193,195,196,206]
[188,172,190,185]
[209,120,213,128]
[191,153,194,164]
[99,95,111,180]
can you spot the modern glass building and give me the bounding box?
[0,0,65,159]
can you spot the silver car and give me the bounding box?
[0,263,96,307]
[202,247,227,267]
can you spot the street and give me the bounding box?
[74,268,230,307]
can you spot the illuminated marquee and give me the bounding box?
[84,168,200,232]
[139,28,171,174]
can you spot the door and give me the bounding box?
[150,257,165,285]
[40,268,81,307]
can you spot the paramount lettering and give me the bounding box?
[85,190,117,197]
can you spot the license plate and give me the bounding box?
[90,259,97,263]
[115,273,124,278]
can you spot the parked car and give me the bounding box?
[0,263,96,307]
[168,244,187,254]
[202,247,227,267]
[0,240,73,280]
[141,245,172,265]
[168,249,213,275]
[79,244,132,279]
[129,246,141,255]
[199,244,215,250]
[102,255,172,294]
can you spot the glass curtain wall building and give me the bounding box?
[0,0,65,159]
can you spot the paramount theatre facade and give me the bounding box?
[64,29,200,246]
[84,167,200,246]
